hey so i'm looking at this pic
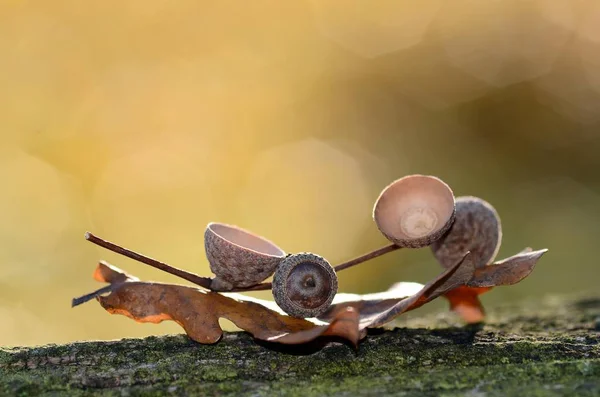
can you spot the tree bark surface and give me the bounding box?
[1,293,599,396]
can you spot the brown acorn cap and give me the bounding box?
[205,222,286,290]
[431,196,502,269]
[272,252,338,318]
[373,175,456,248]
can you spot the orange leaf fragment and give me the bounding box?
[444,286,490,323]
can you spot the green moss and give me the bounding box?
[1,293,599,396]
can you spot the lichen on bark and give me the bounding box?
[1,293,599,396]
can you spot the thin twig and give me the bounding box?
[84,232,400,293]
[72,284,117,307]
[333,243,400,272]
[229,244,401,291]
[85,232,213,290]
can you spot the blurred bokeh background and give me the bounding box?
[1,0,599,346]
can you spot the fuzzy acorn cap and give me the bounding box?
[373,175,456,248]
[205,222,286,290]
[272,253,338,318]
[431,196,502,269]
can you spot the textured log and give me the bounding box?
[1,293,599,396]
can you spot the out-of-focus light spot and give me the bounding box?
[2,0,600,347]
[534,57,600,124]
[90,139,217,275]
[81,61,232,155]
[580,40,600,97]
[508,176,600,276]
[309,0,442,58]
[438,0,572,87]
[0,8,95,146]
[235,139,373,260]
[577,1,600,43]
[0,307,60,346]
[0,150,71,283]
[578,5,600,99]
[375,47,493,109]
[536,0,578,32]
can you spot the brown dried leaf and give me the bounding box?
[467,249,548,288]
[93,263,361,346]
[428,196,548,323]
[94,260,137,283]
[443,248,548,323]
[78,253,476,346]
[320,251,476,328]
[320,282,424,328]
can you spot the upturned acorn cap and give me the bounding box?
[205,222,286,290]
[373,175,456,248]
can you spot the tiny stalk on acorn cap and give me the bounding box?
[331,174,458,273]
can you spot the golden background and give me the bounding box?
[1,0,599,346]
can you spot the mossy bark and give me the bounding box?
[1,293,599,396]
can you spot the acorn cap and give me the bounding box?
[205,222,286,290]
[373,175,456,248]
[431,196,502,269]
[272,252,338,318]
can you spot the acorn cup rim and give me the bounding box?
[206,222,286,258]
[372,174,456,248]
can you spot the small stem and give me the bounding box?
[85,232,213,290]
[333,243,400,272]
[72,284,116,307]
[231,243,401,292]
[84,232,401,294]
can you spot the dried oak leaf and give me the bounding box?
[84,252,475,346]
[431,197,548,323]
[448,248,547,323]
